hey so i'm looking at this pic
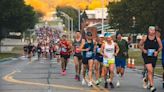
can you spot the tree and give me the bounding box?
[56,6,79,31]
[107,0,164,38]
[0,0,38,40]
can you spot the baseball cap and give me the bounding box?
[104,32,112,37]
[98,34,104,37]
[149,26,155,30]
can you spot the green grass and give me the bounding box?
[0,46,23,61]
[0,53,19,60]
[154,67,163,75]
[11,46,23,54]
[128,49,162,66]
[128,49,163,75]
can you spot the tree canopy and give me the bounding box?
[107,0,164,38]
[0,0,38,40]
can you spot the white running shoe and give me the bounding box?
[82,79,86,85]
[88,81,93,87]
[95,80,100,85]
[142,77,148,89]
[116,80,120,87]
[150,86,156,92]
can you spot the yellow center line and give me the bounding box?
[2,71,87,91]
[85,77,102,92]
[92,80,109,92]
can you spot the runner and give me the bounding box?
[59,35,71,76]
[100,32,119,88]
[49,44,54,60]
[139,26,162,92]
[23,45,28,57]
[80,32,94,87]
[55,43,60,63]
[53,43,57,58]
[27,42,33,60]
[45,43,49,58]
[94,34,104,85]
[37,43,42,61]
[41,44,45,59]
[73,31,84,81]
[115,33,128,87]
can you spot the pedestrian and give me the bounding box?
[80,32,94,87]
[100,32,119,88]
[73,31,84,81]
[59,35,72,76]
[94,34,104,85]
[27,42,33,60]
[37,43,42,61]
[115,33,128,87]
[23,45,28,57]
[139,26,163,92]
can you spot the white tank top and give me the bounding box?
[104,41,115,60]
[41,46,45,51]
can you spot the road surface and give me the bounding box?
[0,56,163,92]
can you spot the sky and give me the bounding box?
[24,0,116,16]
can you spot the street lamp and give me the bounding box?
[132,16,136,43]
[70,18,74,40]
[132,16,136,33]
[101,0,104,34]
[60,12,74,40]
[78,9,81,31]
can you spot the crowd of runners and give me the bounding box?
[23,25,164,92]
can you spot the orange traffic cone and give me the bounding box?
[131,58,135,69]
[127,58,131,68]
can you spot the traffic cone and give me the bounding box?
[131,58,135,69]
[127,58,131,68]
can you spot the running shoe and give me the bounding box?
[74,75,78,80]
[63,70,66,75]
[109,82,114,88]
[116,80,120,87]
[82,79,86,85]
[77,75,80,81]
[95,80,100,85]
[150,86,156,92]
[88,81,93,87]
[104,82,108,88]
[143,77,148,89]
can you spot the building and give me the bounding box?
[85,8,108,19]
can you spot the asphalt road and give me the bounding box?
[0,56,163,92]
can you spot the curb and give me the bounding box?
[0,55,21,63]
[0,57,13,62]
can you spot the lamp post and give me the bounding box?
[60,12,74,40]
[101,0,104,34]
[78,9,81,31]
[132,16,136,43]
[70,18,74,40]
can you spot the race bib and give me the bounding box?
[97,48,101,53]
[86,51,92,58]
[38,49,41,52]
[103,58,108,65]
[61,47,67,52]
[147,49,155,56]
[75,47,80,53]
